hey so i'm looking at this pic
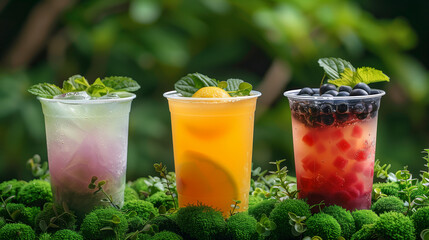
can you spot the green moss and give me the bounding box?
[373,182,400,197]
[0,223,36,240]
[16,180,52,208]
[124,186,139,202]
[38,233,51,240]
[0,217,6,229]
[149,215,181,234]
[248,199,277,221]
[0,180,27,201]
[305,213,341,240]
[176,205,226,240]
[351,224,376,240]
[248,195,263,207]
[322,205,356,239]
[131,178,150,199]
[137,233,151,240]
[146,191,175,210]
[51,229,83,240]
[127,216,144,232]
[374,212,415,240]
[411,206,429,236]
[371,196,406,215]
[122,200,157,221]
[80,207,128,240]
[35,203,76,233]
[0,203,40,227]
[151,231,183,240]
[225,212,258,240]
[351,209,379,231]
[268,199,311,239]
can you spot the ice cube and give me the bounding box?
[54,91,91,100]
[95,93,120,100]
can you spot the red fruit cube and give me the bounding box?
[331,129,344,140]
[352,163,365,173]
[302,155,321,173]
[336,139,351,152]
[298,177,314,190]
[333,156,348,170]
[363,167,374,178]
[328,174,345,190]
[354,181,365,194]
[352,125,363,138]
[355,150,369,161]
[302,133,317,146]
[348,188,360,198]
[344,173,358,186]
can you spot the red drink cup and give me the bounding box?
[284,89,385,211]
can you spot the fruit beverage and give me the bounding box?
[164,91,260,216]
[285,89,384,211]
[39,94,135,216]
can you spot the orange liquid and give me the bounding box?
[167,97,258,216]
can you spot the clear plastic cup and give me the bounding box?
[38,93,135,216]
[284,90,385,210]
[164,91,261,216]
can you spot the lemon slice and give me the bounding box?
[192,87,231,98]
[176,151,237,215]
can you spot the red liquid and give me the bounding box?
[292,113,378,211]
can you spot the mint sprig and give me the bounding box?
[318,57,389,87]
[174,73,253,97]
[27,75,140,98]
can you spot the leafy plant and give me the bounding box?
[88,176,120,209]
[255,213,276,237]
[288,212,307,237]
[269,159,298,200]
[27,154,49,180]
[38,203,76,233]
[229,200,241,217]
[0,184,18,223]
[153,162,177,211]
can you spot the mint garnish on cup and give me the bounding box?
[28,75,140,99]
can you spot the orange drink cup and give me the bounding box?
[164,90,261,215]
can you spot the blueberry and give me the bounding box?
[350,89,369,96]
[336,113,349,123]
[351,103,365,114]
[312,88,320,94]
[321,115,334,125]
[324,90,338,96]
[365,102,373,113]
[298,87,314,95]
[321,103,334,114]
[308,104,320,116]
[337,103,348,113]
[370,89,381,95]
[320,84,337,94]
[339,85,352,93]
[337,91,350,96]
[353,83,371,94]
[356,113,368,120]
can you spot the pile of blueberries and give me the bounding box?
[290,83,383,127]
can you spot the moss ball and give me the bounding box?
[371,196,406,215]
[351,209,379,230]
[0,218,6,229]
[248,199,277,221]
[373,182,400,197]
[411,206,429,236]
[0,203,41,227]
[374,212,415,240]
[124,186,139,202]
[322,205,356,239]
[127,216,144,232]
[151,231,183,240]
[0,179,27,201]
[51,229,83,240]
[137,233,151,239]
[80,207,128,240]
[38,233,51,240]
[146,191,175,210]
[122,200,157,221]
[268,199,311,239]
[305,213,341,240]
[225,212,258,240]
[351,224,376,240]
[176,204,226,240]
[0,223,36,240]
[131,178,150,198]
[35,203,76,233]
[16,180,52,208]
[148,215,181,234]
[248,195,264,207]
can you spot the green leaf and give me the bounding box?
[218,81,228,89]
[229,81,253,97]
[174,73,218,97]
[356,67,390,84]
[62,75,90,92]
[100,226,115,231]
[39,220,48,232]
[225,79,244,91]
[111,214,121,224]
[327,68,363,87]
[101,76,141,92]
[420,229,429,240]
[318,57,355,80]
[87,78,110,97]
[28,83,63,98]
[1,184,12,195]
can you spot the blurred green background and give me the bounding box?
[0,0,428,182]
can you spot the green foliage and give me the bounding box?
[0,180,27,201]
[0,223,36,240]
[122,200,157,221]
[268,160,298,200]
[153,163,177,210]
[38,233,51,240]
[126,216,144,233]
[322,205,356,239]
[374,212,415,240]
[150,231,183,240]
[350,224,376,240]
[175,204,226,240]
[148,215,181,235]
[351,209,379,231]
[51,229,83,240]
[248,199,277,221]
[373,182,400,198]
[268,199,311,239]
[372,196,406,215]
[0,217,5,229]
[225,212,258,240]
[255,213,276,237]
[130,178,150,199]
[410,206,429,237]
[124,186,140,203]
[0,203,40,227]
[26,154,49,180]
[16,180,52,208]
[35,203,76,233]
[305,213,341,240]
[80,207,128,240]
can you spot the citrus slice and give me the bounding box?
[192,87,231,98]
[176,151,237,215]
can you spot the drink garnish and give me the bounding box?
[174,73,252,97]
[28,75,140,98]
[192,87,231,98]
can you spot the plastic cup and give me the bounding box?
[164,91,261,216]
[38,93,135,216]
[284,90,385,210]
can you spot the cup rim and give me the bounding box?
[283,89,385,100]
[37,93,136,104]
[163,90,262,101]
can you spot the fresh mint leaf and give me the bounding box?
[225,79,244,91]
[356,67,390,84]
[62,75,90,92]
[327,68,363,87]
[229,82,252,97]
[174,73,218,97]
[318,58,355,80]
[28,83,63,98]
[101,76,140,92]
[218,81,228,89]
[87,78,111,97]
